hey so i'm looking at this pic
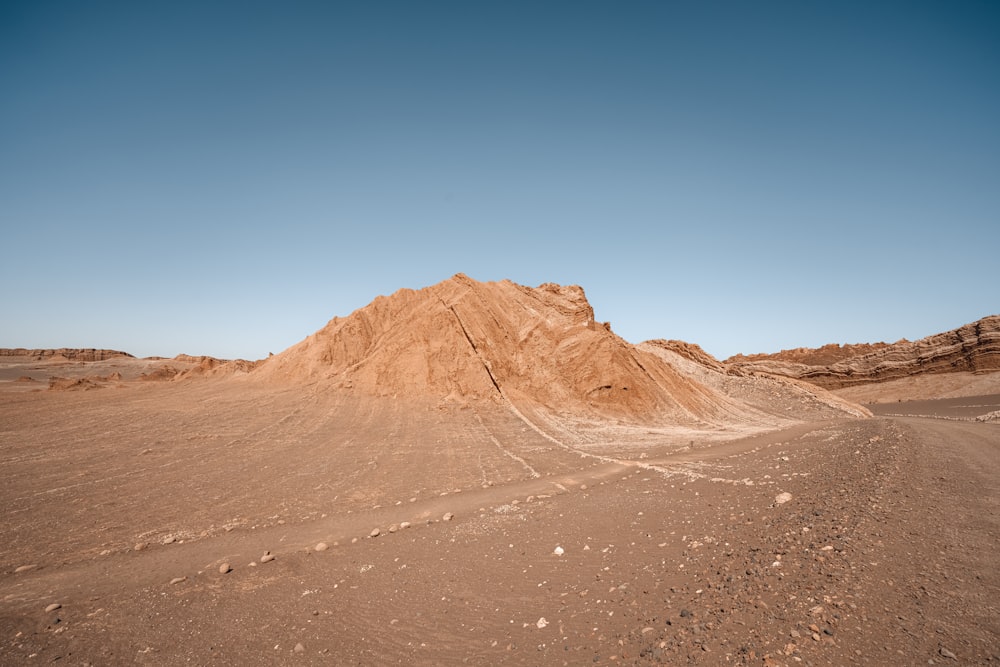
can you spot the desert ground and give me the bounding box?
[1,352,998,666]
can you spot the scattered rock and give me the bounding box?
[14,564,38,573]
[553,546,565,556]
[400,521,411,530]
[370,528,381,538]
[536,617,548,629]
[294,642,305,654]
[443,512,454,522]
[170,576,186,585]
[939,647,957,660]
[314,542,329,552]
[261,552,275,563]
[219,563,232,574]
[134,542,147,551]
[162,536,176,545]
[388,524,398,533]
[775,492,793,505]
[44,603,61,613]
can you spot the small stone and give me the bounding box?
[261,552,275,563]
[170,576,186,585]
[162,536,176,545]
[314,542,329,552]
[679,609,692,618]
[134,542,147,551]
[939,647,957,660]
[44,603,61,613]
[14,565,37,573]
[553,546,565,556]
[400,522,411,530]
[536,617,548,629]
[775,492,793,505]
[388,524,398,533]
[443,512,454,522]
[370,528,381,538]
[294,642,305,653]
[219,563,232,574]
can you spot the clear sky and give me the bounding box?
[2,1,998,361]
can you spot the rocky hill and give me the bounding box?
[726,315,1000,389]
[253,274,868,430]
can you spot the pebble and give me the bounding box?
[44,603,61,613]
[775,492,793,505]
[553,546,565,556]
[219,563,232,574]
[536,617,548,629]
[294,643,305,653]
[134,542,147,551]
[261,552,275,563]
[388,524,398,533]
[170,576,186,585]
[400,522,411,530]
[162,536,176,545]
[14,565,37,573]
[314,542,329,552]
[370,528,381,538]
[443,512,454,522]
[939,647,957,659]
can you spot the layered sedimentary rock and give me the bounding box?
[255,274,868,427]
[0,348,134,362]
[726,315,1000,389]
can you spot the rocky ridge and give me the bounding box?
[0,348,134,362]
[254,274,867,431]
[725,315,1000,390]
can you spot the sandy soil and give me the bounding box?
[1,360,998,665]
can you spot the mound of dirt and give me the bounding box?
[726,315,1000,390]
[47,377,104,391]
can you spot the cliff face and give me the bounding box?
[0,348,134,362]
[726,316,1000,389]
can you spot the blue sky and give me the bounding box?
[2,1,998,360]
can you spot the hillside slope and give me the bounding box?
[253,275,867,439]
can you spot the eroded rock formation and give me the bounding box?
[726,315,1000,389]
[0,348,134,362]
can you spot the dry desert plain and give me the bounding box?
[1,277,999,666]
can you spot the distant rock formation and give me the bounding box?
[0,348,134,362]
[255,274,867,428]
[726,315,1000,389]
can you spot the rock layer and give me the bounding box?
[726,315,1000,389]
[0,348,134,362]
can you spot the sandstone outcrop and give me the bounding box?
[726,315,1000,389]
[254,274,867,428]
[0,348,134,362]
